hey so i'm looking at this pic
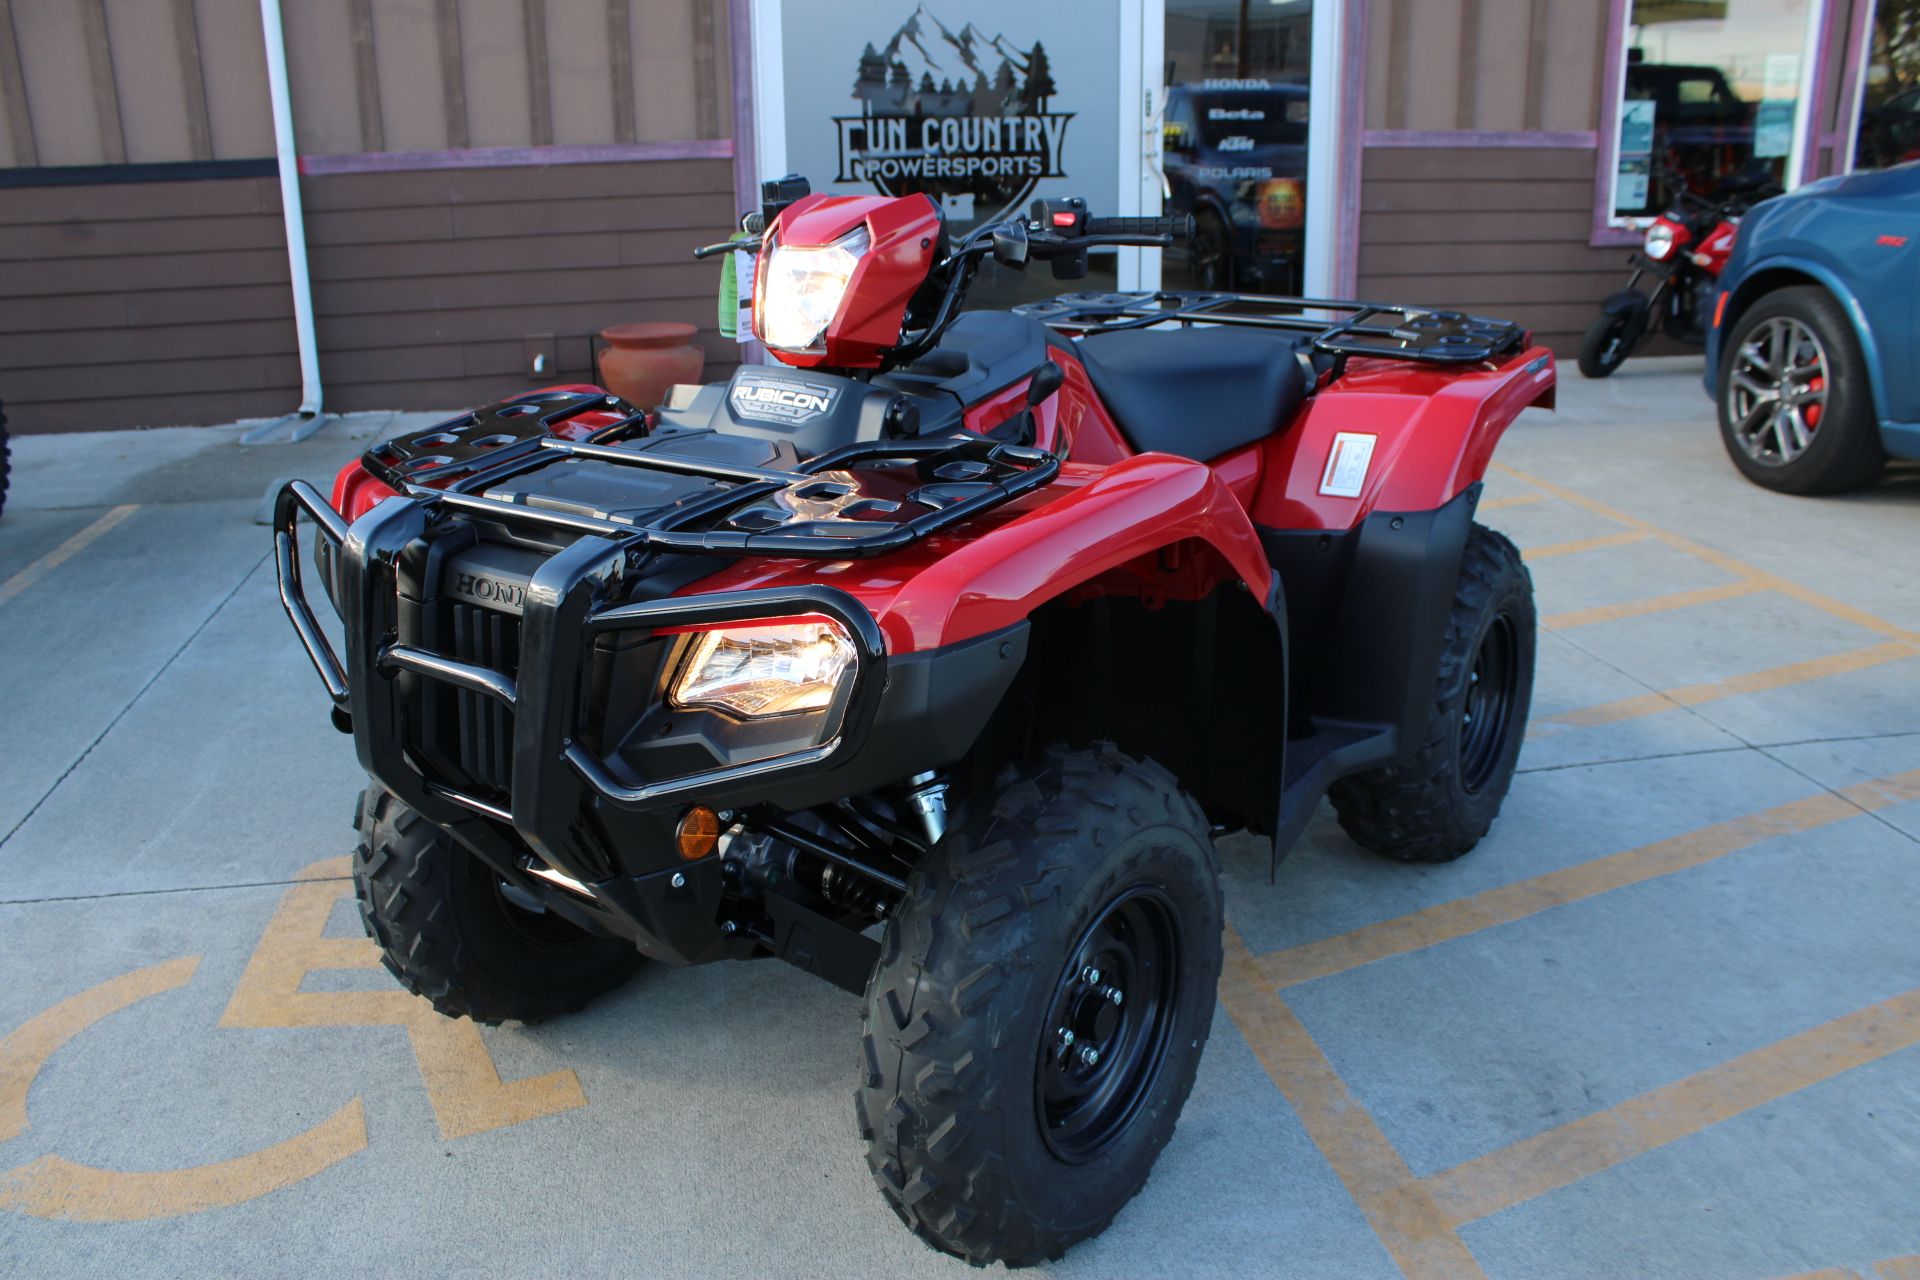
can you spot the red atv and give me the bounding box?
[274,176,1552,1266]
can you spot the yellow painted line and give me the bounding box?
[1258,768,1920,990]
[0,955,200,1143]
[1479,493,1545,512]
[1519,529,1650,560]
[220,859,586,1140]
[1419,986,1920,1226]
[0,504,139,605]
[1876,1258,1920,1280]
[1542,578,1767,631]
[1218,927,1488,1280]
[0,1102,366,1222]
[1538,641,1919,729]
[1495,463,1920,647]
[1777,1271,1869,1280]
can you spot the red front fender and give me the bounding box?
[686,453,1275,654]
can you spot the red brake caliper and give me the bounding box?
[1804,376,1824,430]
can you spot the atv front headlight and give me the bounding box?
[756,227,870,353]
[670,619,856,718]
[1643,222,1678,261]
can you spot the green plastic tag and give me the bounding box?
[718,232,753,339]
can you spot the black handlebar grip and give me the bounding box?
[1083,215,1192,240]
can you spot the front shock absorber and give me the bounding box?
[902,770,950,845]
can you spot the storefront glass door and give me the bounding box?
[1158,0,1316,295]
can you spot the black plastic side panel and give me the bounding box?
[1260,485,1480,858]
[1263,485,1478,741]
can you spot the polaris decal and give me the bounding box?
[729,372,842,425]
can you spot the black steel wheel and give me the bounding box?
[856,745,1223,1267]
[1576,309,1634,378]
[1035,887,1180,1163]
[1459,612,1520,794]
[352,785,641,1024]
[1717,286,1883,494]
[1330,523,1535,862]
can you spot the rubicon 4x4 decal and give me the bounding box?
[729,371,842,424]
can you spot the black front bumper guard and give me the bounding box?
[273,475,890,823]
[272,430,1053,963]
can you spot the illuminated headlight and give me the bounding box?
[1643,223,1678,261]
[670,620,856,718]
[756,227,870,353]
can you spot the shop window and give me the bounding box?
[1607,0,1820,222]
[1160,0,1313,294]
[1852,2,1920,170]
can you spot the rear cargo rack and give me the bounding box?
[1014,291,1525,368]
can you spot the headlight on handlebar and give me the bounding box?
[1643,222,1679,261]
[670,619,857,718]
[756,227,870,353]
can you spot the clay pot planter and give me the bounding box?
[597,321,706,409]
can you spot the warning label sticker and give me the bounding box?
[1319,432,1377,499]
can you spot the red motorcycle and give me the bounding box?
[273,176,1554,1265]
[1579,172,1779,378]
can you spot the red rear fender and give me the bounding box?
[1251,345,1556,530]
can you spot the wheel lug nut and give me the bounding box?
[1077,1045,1100,1067]
[1057,1028,1075,1049]
[1081,966,1101,985]
[1104,986,1123,1006]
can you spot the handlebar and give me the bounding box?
[1083,214,1192,240]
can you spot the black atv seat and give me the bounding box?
[1075,327,1311,463]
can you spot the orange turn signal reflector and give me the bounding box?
[677,806,721,860]
[1713,291,1729,330]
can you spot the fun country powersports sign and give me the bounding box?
[827,5,1073,217]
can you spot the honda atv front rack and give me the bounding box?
[1014,291,1525,368]
[358,389,1061,560]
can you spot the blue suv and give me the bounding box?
[1706,162,1920,493]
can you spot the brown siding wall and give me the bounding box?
[1356,146,1625,356]
[1367,0,1611,133]
[0,173,301,432]
[307,158,738,414]
[0,158,738,432]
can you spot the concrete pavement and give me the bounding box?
[1,366,1916,1279]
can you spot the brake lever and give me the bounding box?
[693,238,763,260]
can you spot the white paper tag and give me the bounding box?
[1319,432,1377,498]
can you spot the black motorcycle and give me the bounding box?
[1579,172,1781,379]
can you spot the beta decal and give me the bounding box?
[730,371,842,425]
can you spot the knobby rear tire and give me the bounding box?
[1329,524,1535,862]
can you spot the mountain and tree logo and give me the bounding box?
[832,4,1072,219]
